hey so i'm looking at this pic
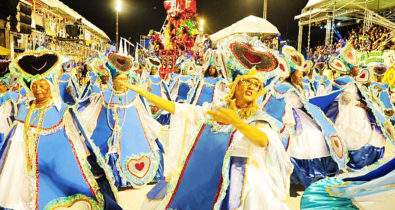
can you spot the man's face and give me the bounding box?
[113,73,129,92]
[234,78,262,106]
[31,79,51,102]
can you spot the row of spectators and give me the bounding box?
[347,24,394,51]
[308,24,393,63]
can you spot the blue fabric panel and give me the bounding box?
[196,84,215,106]
[147,179,169,200]
[176,82,191,102]
[309,90,343,111]
[264,96,286,122]
[324,101,339,123]
[220,157,247,210]
[168,125,232,209]
[290,156,339,187]
[38,130,94,209]
[344,157,395,182]
[347,145,384,170]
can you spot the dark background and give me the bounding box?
[62,0,310,44]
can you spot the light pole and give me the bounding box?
[116,0,121,45]
[199,19,204,33]
[263,0,267,19]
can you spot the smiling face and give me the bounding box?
[150,66,158,75]
[291,70,303,87]
[112,73,129,93]
[234,78,262,108]
[31,79,51,102]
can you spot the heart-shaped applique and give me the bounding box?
[17,52,59,76]
[117,58,126,65]
[384,121,395,140]
[242,51,263,64]
[135,162,144,171]
[355,68,370,83]
[150,105,160,115]
[108,53,133,72]
[282,46,304,68]
[127,155,151,179]
[329,58,348,73]
[55,199,93,210]
[290,54,302,66]
[330,135,344,159]
[385,109,394,117]
[0,61,10,78]
[276,55,290,78]
[347,52,353,59]
[279,63,285,71]
[62,60,74,72]
[230,42,278,72]
[342,44,358,65]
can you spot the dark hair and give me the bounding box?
[204,65,219,78]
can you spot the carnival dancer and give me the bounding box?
[89,56,112,91]
[59,62,101,111]
[368,62,395,123]
[188,65,227,106]
[129,69,293,209]
[0,50,119,209]
[0,59,19,147]
[168,59,198,103]
[85,52,164,188]
[301,157,395,210]
[324,45,388,170]
[141,57,172,125]
[264,46,348,187]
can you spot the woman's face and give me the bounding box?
[113,73,129,92]
[0,82,7,93]
[209,66,217,77]
[31,79,51,102]
[151,66,158,75]
[234,78,262,107]
[291,70,303,86]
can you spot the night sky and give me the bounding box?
[61,0,308,44]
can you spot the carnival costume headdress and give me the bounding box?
[355,66,371,84]
[275,55,290,79]
[146,57,161,72]
[282,45,305,74]
[89,56,108,77]
[224,68,265,119]
[339,44,359,72]
[368,62,387,77]
[229,42,278,72]
[0,59,14,88]
[328,57,348,74]
[105,52,138,81]
[12,48,63,109]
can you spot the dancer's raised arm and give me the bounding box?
[122,81,175,114]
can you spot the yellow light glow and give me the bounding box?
[116,0,122,12]
[200,19,204,25]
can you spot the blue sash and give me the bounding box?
[166,125,234,209]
